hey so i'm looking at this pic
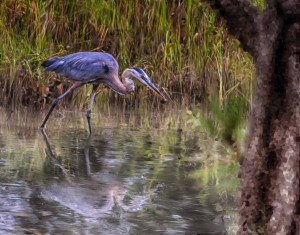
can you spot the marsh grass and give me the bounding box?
[0,1,258,111]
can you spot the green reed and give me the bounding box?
[0,0,257,110]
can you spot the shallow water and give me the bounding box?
[0,106,238,234]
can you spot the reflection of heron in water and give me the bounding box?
[41,129,73,182]
[40,129,125,216]
[40,52,167,134]
[41,129,102,178]
[40,130,151,217]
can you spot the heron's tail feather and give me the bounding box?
[41,57,61,71]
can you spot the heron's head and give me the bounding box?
[122,68,167,101]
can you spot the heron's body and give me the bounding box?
[42,52,130,95]
[40,51,166,134]
[43,52,117,82]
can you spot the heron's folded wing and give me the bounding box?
[57,55,101,81]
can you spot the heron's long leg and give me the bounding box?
[40,82,83,129]
[86,84,99,135]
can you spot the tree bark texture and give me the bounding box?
[203,0,300,234]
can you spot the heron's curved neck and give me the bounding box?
[121,69,132,80]
[106,69,133,95]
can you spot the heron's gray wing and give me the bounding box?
[46,52,119,82]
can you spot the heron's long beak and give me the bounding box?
[140,76,167,101]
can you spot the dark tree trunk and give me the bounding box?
[202,0,300,233]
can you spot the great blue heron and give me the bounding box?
[40,52,167,134]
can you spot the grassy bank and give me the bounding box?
[0,0,256,110]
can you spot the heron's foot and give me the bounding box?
[39,125,46,133]
[88,131,92,138]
